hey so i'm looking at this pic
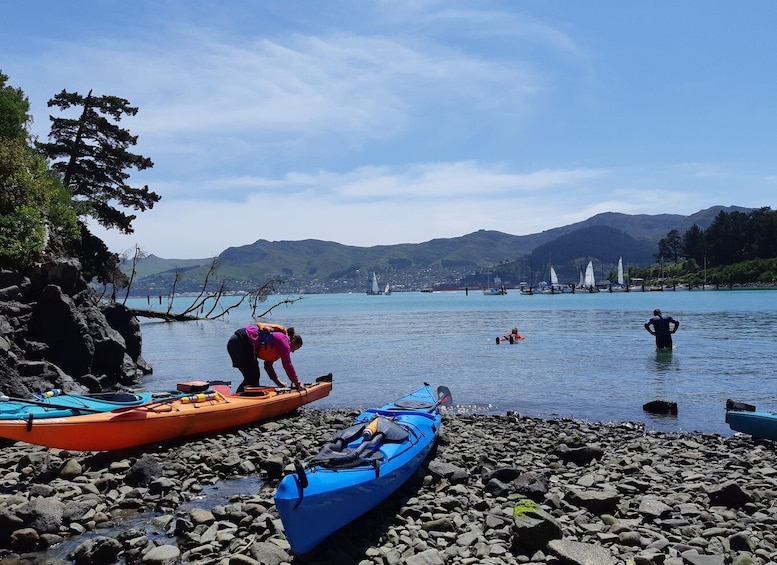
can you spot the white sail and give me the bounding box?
[550,267,559,285]
[584,261,595,288]
[384,283,391,295]
[367,272,382,294]
[617,257,624,286]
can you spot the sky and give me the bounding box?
[3,1,777,259]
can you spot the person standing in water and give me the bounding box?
[644,309,679,350]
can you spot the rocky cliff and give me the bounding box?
[0,259,151,398]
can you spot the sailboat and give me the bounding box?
[384,283,391,295]
[542,266,569,294]
[582,261,598,292]
[483,274,506,295]
[366,272,383,295]
[610,257,627,292]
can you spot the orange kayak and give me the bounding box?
[0,376,332,451]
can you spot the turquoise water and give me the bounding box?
[127,289,777,436]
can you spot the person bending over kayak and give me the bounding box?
[227,324,305,392]
[644,309,679,350]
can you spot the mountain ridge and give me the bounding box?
[124,205,750,294]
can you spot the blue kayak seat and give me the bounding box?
[310,417,411,469]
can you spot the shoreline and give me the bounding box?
[0,409,774,564]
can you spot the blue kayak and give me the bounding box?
[726,399,777,440]
[275,383,451,555]
[0,388,216,421]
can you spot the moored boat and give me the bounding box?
[0,375,332,451]
[725,399,777,441]
[274,383,451,555]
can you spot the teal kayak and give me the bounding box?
[0,380,232,421]
[274,383,451,555]
[725,399,777,440]
[0,390,184,420]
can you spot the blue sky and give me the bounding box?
[4,1,776,259]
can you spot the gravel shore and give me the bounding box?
[0,408,775,565]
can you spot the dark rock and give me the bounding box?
[14,498,65,534]
[125,455,163,487]
[547,539,616,564]
[487,467,522,483]
[511,499,562,551]
[0,270,29,290]
[248,541,289,565]
[140,544,180,564]
[0,259,150,397]
[728,531,755,552]
[485,477,512,497]
[9,527,40,551]
[29,259,86,296]
[427,460,469,483]
[682,555,726,565]
[554,444,605,465]
[643,400,678,415]
[404,548,446,565]
[70,535,123,565]
[707,481,753,508]
[29,285,94,378]
[564,489,620,515]
[259,456,285,481]
[513,471,549,501]
[101,302,144,364]
[63,501,95,524]
[0,507,25,543]
[0,285,23,302]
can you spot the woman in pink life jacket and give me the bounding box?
[227,323,304,392]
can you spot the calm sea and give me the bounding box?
[126,289,777,436]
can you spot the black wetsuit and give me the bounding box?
[645,315,679,349]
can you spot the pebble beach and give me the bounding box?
[0,409,775,565]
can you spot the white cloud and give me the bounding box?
[6,1,776,259]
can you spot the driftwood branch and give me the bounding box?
[118,253,303,322]
[126,309,200,322]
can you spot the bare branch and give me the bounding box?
[253,296,304,318]
[122,245,145,306]
[166,270,182,315]
[181,258,220,315]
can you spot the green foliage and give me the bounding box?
[0,136,80,270]
[681,224,706,265]
[656,229,682,263]
[36,89,160,234]
[0,206,45,269]
[0,71,31,142]
[710,259,777,285]
[632,209,777,287]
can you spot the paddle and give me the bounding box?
[0,395,104,414]
[436,385,453,409]
[111,391,226,413]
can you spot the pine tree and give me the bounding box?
[36,89,161,234]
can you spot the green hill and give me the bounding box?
[122,205,749,295]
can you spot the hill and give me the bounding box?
[122,205,749,295]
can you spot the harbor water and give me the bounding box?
[128,288,777,436]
